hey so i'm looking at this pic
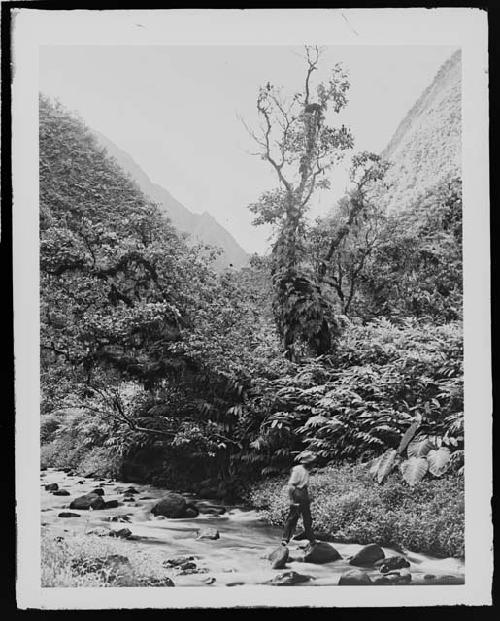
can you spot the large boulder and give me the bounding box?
[91,488,105,496]
[339,570,373,585]
[377,555,411,574]
[269,546,289,570]
[58,512,80,518]
[349,543,385,567]
[103,500,119,509]
[303,541,342,564]
[69,492,106,511]
[44,483,59,491]
[269,571,313,586]
[151,493,187,518]
[52,489,70,496]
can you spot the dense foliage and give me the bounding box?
[245,318,463,475]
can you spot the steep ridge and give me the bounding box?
[95,132,250,270]
[380,50,461,211]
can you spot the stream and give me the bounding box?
[41,469,465,587]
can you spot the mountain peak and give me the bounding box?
[94,133,250,271]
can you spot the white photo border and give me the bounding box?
[13,7,491,609]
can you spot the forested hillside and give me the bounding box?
[40,49,464,565]
[381,50,461,213]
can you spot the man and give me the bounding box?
[281,451,317,547]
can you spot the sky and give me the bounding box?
[39,45,456,254]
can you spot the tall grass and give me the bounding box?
[41,531,175,587]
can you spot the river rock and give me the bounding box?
[378,555,411,574]
[339,570,373,585]
[136,576,175,587]
[109,528,132,539]
[91,488,105,496]
[124,487,138,495]
[303,541,341,564]
[58,512,80,518]
[70,492,106,511]
[123,496,135,502]
[45,483,59,491]
[151,493,187,518]
[87,527,110,537]
[269,545,289,569]
[52,489,70,496]
[197,528,220,540]
[103,500,119,509]
[384,573,402,584]
[164,555,197,568]
[269,571,313,586]
[349,543,385,567]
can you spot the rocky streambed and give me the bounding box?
[41,468,465,587]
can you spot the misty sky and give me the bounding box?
[39,45,456,254]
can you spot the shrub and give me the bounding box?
[248,463,464,558]
[74,447,121,479]
[40,414,61,444]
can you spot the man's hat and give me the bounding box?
[295,450,316,464]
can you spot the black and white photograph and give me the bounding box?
[11,7,491,609]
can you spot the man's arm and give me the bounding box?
[287,468,300,505]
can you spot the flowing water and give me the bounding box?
[41,469,465,587]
